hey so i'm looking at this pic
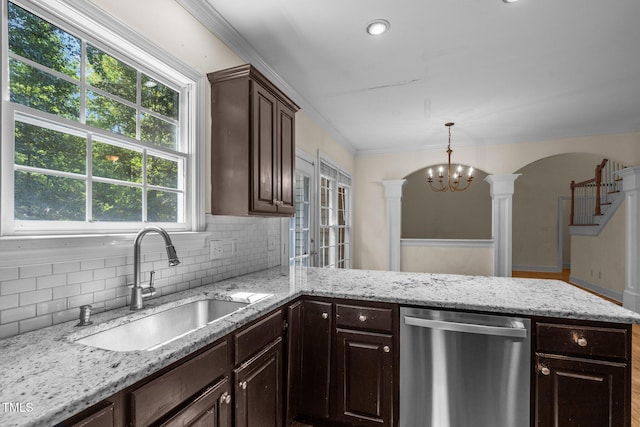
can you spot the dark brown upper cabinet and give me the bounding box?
[208,64,299,217]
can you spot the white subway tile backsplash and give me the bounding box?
[0,267,19,281]
[0,294,19,310]
[37,299,67,316]
[0,216,283,338]
[1,305,36,323]
[19,289,52,306]
[36,273,67,290]
[67,270,94,285]
[0,322,19,340]
[19,314,53,334]
[19,264,52,279]
[53,261,81,274]
[1,278,36,295]
[52,284,81,299]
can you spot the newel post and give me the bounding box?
[381,180,407,271]
[618,166,640,313]
[485,174,521,277]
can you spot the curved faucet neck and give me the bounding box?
[133,226,179,288]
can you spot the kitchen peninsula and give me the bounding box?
[0,267,638,426]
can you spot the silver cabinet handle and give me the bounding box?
[322,312,328,319]
[239,380,247,390]
[577,337,588,347]
[383,345,390,353]
[540,366,550,376]
[220,391,231,404]
[358,314,367,322]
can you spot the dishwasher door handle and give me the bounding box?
[404,315,528,338]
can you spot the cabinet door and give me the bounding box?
[535,354,628,427]
[159,377,231,427]
[235,338,284,427]
[335,329,394,426]
[67,401,115,427]
[276,102,295,215]
[289,300,332,420]
[250,82,278,214]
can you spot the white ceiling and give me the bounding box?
[180,0,640,155]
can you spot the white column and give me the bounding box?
[485,174,521,277]
[381,180,407,271]
[619,166,640,313]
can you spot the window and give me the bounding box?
[319,160,351,269]
[1,0,202,235]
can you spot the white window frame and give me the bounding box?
[318,152,352,269]
[1,0,206,238]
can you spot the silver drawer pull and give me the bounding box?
[383,345,390,353]
[577,337,588,347]
[540,366,550,376]
[239,380,247,390]
[220,391,231,404]
[322,312,328,319]
[358,314,367,322]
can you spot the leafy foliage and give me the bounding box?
[7,2,184,224]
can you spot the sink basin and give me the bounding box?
[75,299,251,352]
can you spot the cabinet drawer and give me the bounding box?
[234,309,283,364]
[130,339,229,426]
[159,377,230,427]
[536,323,628,359]
[336,304,393,332]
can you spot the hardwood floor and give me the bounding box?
[513,269,639,427]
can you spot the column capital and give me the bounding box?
[381,179,407,199]
[617,166,640,191]
[484,174,522,197]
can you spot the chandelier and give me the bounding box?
[427,122,474,192]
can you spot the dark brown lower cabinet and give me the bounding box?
[534,319,631,427]
[65,400,118,427]
[334,329,394,426]
[234,337,284,427]
[159,377,232,427]
[535,354,628,427]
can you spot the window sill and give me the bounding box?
[0,231,212,268]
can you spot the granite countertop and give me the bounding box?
[1,267,639,426]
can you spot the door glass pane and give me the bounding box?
[14,171,85,221]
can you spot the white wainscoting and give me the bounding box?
[401,239,495,276]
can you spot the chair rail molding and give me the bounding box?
[485,174,521,277]
[381,180,407,271]
[618,166,640,313]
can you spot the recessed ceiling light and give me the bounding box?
[503,0,520,3]
[366,19,390,36]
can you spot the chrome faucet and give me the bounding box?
[130,226,180,310]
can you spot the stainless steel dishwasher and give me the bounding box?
[400,307,531,427]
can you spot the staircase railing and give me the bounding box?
[570,159,624,225]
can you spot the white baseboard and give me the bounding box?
[512,265,562,273]
[569,276,623,303]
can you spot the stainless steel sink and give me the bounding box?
[75,298,251,352]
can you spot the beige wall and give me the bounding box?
[402,168,491,239]
[401,245,494,276]
[354,133,640,271]
[571,203,626,297]
[92,0,353,215]
[512,153,605,271]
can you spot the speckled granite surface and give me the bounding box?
[1,267,639,426]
